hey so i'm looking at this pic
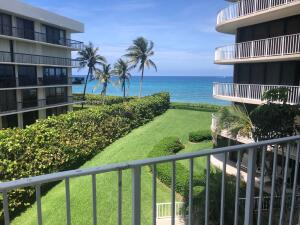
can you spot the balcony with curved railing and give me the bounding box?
[0,25,84,50]
[216,0,300,33]
[213,82,300,105]
[215,33,300,64]
[0,51,80,67]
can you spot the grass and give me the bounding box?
[11,109,213,225]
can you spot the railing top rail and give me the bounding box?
[213,82,300,88]
[1,135,300,191]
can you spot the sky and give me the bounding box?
[23,0,234,76]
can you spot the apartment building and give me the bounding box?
[0,0,85,129]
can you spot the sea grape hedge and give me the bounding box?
[0,92,170,221]
[73,93,135,106]
[148,137,204,195]
[189,130,212,143]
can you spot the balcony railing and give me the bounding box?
[1,136,300,225]
[217,0,299,25]
[215,33,300,63]
[213,83,300,105]
[0,51,80,67]
[0,25,83,50]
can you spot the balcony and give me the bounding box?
[216,0,300,34]
[0,25,84,50]
[213,83,300,105]
[0,96,84,116]
[215,33,300,64]
[0,51,80,67]
[0,136,300,225]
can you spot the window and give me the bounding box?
[23,111,38,127]
[18,66,37,86]
[0,65,15,88]
[2,115,18,129]
[0,90,17,112]
[46,87,67,105]
[0,13,12,36]
[42,25,66,45]
[22,89,38,108]
[16,17,34,40]
[43,67,68,85]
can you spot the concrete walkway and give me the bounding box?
[157,218,185,225]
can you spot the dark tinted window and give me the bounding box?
[44,25,66,45]
[16,17,34,40]
[0,65,15,88]
[43,67,68,85]
[22,89,38,108]
[18,66,37,86]
[23,111,38,127]
[2,114,18,129]
[0,13,12,36]
[0,90,17,112]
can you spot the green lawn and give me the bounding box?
[12,109,213,225]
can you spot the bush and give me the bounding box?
[189,130,212,143]
[0,92,170,221]
[170,102,222,112]
[148,137,204,195]
[73,93,135,106]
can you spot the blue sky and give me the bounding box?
[23,0,234,76]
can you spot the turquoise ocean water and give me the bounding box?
[73,76,232,105]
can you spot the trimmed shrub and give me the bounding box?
[73,93,135,106]
[189,130,212,143]
[148,137,204,195]
[0,92,170,221]
[170,102,222,112]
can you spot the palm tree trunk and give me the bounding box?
[139,67,144,98]
[123,81,126,98]
[82,68,92,109]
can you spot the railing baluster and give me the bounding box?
[118,171,122,225]
[2,191,10,225]
[205,155,210,225]
[36,185,43,225]
[92,174,97,225]
[288,142,300,225]
[234,151,241,225]
[152,164,157,225]
[244,148,257,225]
[257,147,266,225]
[188,158,194,225]
[268,145,278,225]
[132,166,141,225]
[279,144,291,225]
[171,161,176,225]
[65,178,71,225]
[220,152,227,225]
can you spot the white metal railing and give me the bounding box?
[1,136,300,225]
[217,0,299,25]
[215,33,300,62]
[213,83,300,105]
[156,202,184,219]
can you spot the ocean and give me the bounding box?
[72,76,232,105]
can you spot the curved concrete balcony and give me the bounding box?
[216,0,300,34]
[215,33,300,64]
[213,82,300,105]
[0,51,80,67]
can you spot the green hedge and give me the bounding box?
[73,93,135,106]
[189,130,212,143]
[0,92,170,220]
[148,137,203,195]
[170,102,222,112]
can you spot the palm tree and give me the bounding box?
[77,42,106,107]
[125,37,157,97]
[114,59,132,98]
[94,64,113,96]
